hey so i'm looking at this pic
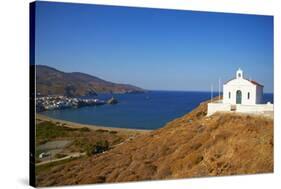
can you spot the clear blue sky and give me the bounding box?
[34,1,273,93]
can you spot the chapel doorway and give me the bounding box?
[236,90,242,104]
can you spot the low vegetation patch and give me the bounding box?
[96,129,109,133]
[36,121,76,144]
[86,140,109,156]
[79,127,91,132]
[109,130,118,134]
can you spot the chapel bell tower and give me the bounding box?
[236,68,243,79]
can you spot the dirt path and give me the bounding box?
[36,152,86,166]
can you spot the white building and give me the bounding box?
[207,69,273,117]
[223,68,263,105]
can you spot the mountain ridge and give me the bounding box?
[35,65,144,96]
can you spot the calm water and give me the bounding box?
[41,91,273,130]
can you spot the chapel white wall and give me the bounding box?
[223,80,257,105]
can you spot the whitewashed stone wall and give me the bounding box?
[236,104,273,113]
[207,102,273,116]
[207,103,231,116]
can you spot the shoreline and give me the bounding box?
[36,114,151,133]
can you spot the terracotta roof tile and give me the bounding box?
[248,79,264,87]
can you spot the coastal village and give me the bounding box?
[36,95,117,112]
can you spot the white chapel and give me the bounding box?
[207,69,273,116]
[223,68,263,105]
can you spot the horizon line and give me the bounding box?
[144,89,274,94]
[34,64,274,94]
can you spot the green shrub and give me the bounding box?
[86,140,109,156]
[96,129,109,133]
[109,130,118,134]
[79,127,91,132]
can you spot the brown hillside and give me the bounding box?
[35,65,144,96]
[36,99,273,186]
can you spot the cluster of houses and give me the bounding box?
[36,96,106,112]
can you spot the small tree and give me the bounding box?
[86,140,109,156]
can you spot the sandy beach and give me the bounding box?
[36,114,151,134]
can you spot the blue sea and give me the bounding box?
[41,91,273,130]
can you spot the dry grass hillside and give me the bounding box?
[36,99,273,186]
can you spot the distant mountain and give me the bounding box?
[35,65,144,96]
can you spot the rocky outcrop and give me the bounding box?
[107,97,118,104]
